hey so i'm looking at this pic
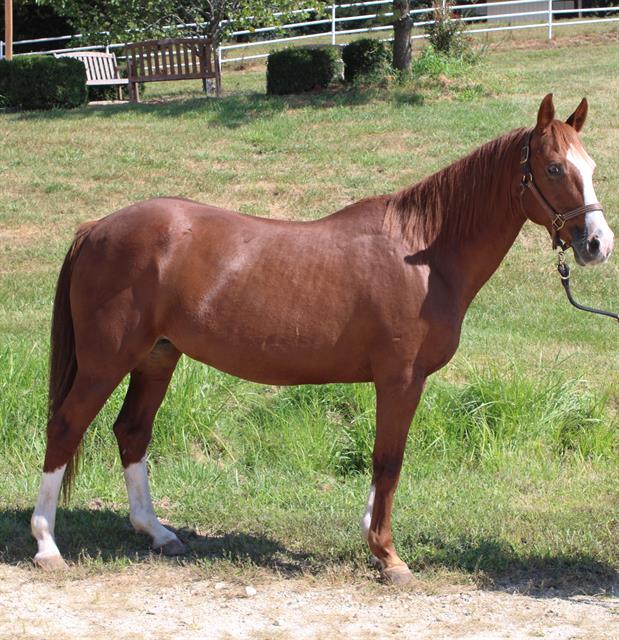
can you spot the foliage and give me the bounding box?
[424,0,471,57]
[266,47,342,95]
[36,1,310,46]
[0,61,10,107]
[0,56,87,110]
[341,38,391,83]
[1,1,72,51]
[87,83,146,102]
[412,44,479,77]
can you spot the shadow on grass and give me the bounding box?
[4,85,423,129]
[3,507,615,595]
[0,507,321,577]
[403,533,619,597]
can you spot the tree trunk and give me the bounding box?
[392,1,413,72]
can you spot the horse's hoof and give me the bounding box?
[33,553,69,571]
[382,564,414,586]
[156,538,187,556]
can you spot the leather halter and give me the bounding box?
[519,130,604,250]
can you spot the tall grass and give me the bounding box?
[2,344,613,479]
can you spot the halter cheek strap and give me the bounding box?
[519,131,604,250]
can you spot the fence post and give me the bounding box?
[331,4,336,46]
[548,0,553,40]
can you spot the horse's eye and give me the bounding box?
[547,164,562,176]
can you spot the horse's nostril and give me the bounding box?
[588,236,601,255]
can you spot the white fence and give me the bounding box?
[1,0,618,64]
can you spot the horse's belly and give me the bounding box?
[177,336,373,385]
[168,306,375,383]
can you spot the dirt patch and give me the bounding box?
[0,565,617,639]
[0,224,46,248]
[489,30,619,52]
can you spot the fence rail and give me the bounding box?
[1,0,618,66]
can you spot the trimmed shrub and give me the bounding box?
[1,56,87,110]
[0,60,10,107]
[266,47,341,95]
[342,38,391,82]
[87,85,119,101]
[87,83,139,102]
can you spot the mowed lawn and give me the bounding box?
[0,35,617,590]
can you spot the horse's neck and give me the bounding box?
[426,133,529,311]
[444,201,526,310]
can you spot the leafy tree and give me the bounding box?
[2,1,71,51]
[36,1,308,46]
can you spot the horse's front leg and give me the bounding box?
[362,373,425,585]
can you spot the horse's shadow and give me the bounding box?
[402,533,618,598]
[0,507,318,577]
[2,507,617,596]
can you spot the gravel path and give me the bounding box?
[0,565,617,639]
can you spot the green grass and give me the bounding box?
[0,34,617,592]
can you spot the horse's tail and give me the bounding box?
[49,220,98,503]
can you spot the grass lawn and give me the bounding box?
[0,33,617,591]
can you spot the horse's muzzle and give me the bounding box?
[571,211,614,266]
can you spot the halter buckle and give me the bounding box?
[520,145,529,165]
[552,215,565,231]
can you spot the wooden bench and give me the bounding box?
[56,51,128,100]
[125,38,221,103]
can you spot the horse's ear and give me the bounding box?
[536,93,555,133]
[566,98,588,132]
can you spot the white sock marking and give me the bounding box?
[124,458,177,548]
[31,465,66,560]
[361,484,375,541]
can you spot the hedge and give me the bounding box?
[267,47,342,95]
[0,56,87,110]
[342,38,391,82]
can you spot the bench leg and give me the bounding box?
[129,81,140,104]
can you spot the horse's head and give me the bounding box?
[522,94,614,266]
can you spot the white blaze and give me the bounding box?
[124,458,177,548]
[567,145,614,258]
[31,465,66,561]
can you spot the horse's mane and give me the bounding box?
[384,127,529,247]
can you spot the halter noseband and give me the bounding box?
[519,130,604,250]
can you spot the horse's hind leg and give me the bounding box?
[113,340,185,555]
[32,371,126,570]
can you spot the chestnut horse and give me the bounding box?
[31,95,614,583]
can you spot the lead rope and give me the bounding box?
[556,250,619,323]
